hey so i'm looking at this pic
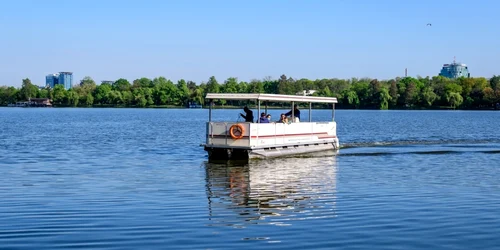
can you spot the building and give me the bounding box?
[45,72,73,90]
[101,80,114,85]
[58,72,73,89]
[46,74,59,88]
[439,59,470,79]
[296,90,317,96]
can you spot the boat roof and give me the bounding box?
[205,93,338,104]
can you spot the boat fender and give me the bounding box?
[229,124,245,139]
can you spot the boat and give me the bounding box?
[201,93,340,160]
[187,102,203,108]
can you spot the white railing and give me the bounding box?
[206,121,336,148]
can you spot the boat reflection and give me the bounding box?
[204,153,338,227]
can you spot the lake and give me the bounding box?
[1,108,500,249]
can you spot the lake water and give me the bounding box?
[1,108,500,249]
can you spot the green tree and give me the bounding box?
[388,80,398,107]
[132,78,152,89]
[378,87,392,110]
[95,83,112,104]
[84,93,94,106]
[446,92,463,109]
[176,79,190,105]
[67,89,80,107]
[205,76,220,94]
[420,87,438,107]
[20,78,38,101]
[113,78,131,91]
[222,77,238,93]
[52,84,67,105]
[490,75,500,91]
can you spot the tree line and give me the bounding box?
[1,74,500,109]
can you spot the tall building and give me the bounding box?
[58,72,73,90]
[45,74,59,88]
[101,80,114,85]
[46,72,73,89]
[439,58,470,79]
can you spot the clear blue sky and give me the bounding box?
[1,0,498,87]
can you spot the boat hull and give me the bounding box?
[204,140,339,160]
[204,121,340,160]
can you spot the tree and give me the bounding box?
[420,87,438,107]
[132,78,152,89]
[446,92,463,109]
[80,76,96,87]
[95,83,112,104]
[67,89,80,107]
[205,76,220,94]
[222,77,238,93]
[176,79,190,105]
[490,75,500,91]
[113,78,131,91]
[84,93,94,106]
[187,81,197,90]
[378,87,392,110]
[248,79,264,93]
[388,79,398,107]
[20,78,38,101]
[52,84,67,105]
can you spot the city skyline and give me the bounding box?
[1,0,499,87]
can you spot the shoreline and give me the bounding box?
[1,105,498,111]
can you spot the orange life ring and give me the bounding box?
[229,124,245,139]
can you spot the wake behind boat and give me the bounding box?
[201,93,340,160]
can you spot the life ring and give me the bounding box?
[229,124,245,139]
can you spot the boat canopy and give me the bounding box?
[205,93,338,104]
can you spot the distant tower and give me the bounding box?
[405,68,408,77]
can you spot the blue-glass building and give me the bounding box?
[58,72,73,90]
[45,72,73,89]
[45,74,59,88]
[439,61,470,79]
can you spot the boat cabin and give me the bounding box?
[202,93,340,160]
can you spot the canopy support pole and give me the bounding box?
[209,100,213,122]
[309,102,312,122]
[258,100,261,123]
[332,103,335,121]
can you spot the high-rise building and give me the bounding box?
[439,58,470,79]
[46,72,73,89]
[101,80,114,85]
[45,74,59,88]
[58,72,73,90]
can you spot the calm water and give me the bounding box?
[1,108,500,249]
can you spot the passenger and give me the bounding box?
[285,104,300,122]
[278,113,288,124]
[240,106,254,123]
[259,112,270,123]
[266,114,272,122]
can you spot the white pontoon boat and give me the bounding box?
[202,93,340,160]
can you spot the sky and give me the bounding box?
[1,0,499,87]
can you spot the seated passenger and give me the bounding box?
[278,113,288,124]
[266,114,272,122]
[259,112,270,123]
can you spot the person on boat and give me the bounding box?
[285,104,300,122]
[278,113,288,124]
[266,114,272,122]
[240,106,254,122]
[259,112,270,123]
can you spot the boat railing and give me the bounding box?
[206,121,336,148]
